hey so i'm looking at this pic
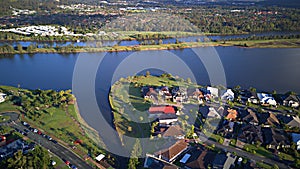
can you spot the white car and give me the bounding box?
[51,160,56,166]
[33,129,38,133]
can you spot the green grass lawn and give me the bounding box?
[0,114,10,122]
[256,162,273,169]
[49,154,69,169]
[278,151,296,162]
[243,144,273,158]
[0,101,19,112]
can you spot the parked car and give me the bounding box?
[22,121,29,127]
[51,140,58,144]
[33,129,38,133]
[71,164,78,169]
[51,160,56,166]
[64,160,70,166]
[37,131,42,135]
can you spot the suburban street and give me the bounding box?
[0,112,94,169]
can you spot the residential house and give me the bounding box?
[220,89,235,101]
[187,87,204,103]
[157,86,173,101]
[258,112,280,127]
[282,95,300,108]
[0,93,6,103]
[291,133,300,150]
[144,154,178,169]
[240,90,259,104]
[198,106,221,119]
[277,114,300,128]
[142,86,158,100]
[239,109,259,125]
[212,152,236,169]
[154,140,188,163]
[262,128,291,149]
[217,120,235,138]
[172,87,188,103]
[237,125,263,145]
[225,108,238,121]
[199,88,211,101]
[184,146,216,169]
[207,87,219,99]
[157,114,178,126]
[257,93,277,106]
[161,125,185,139]
[149,106,176,114]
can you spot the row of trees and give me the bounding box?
[0,43,82,54]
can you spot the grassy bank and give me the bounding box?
[0,38,299,55]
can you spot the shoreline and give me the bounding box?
[0,38,299,54]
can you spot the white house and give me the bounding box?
[207,87,219,98]
[0,93,6,103]
[257,93,277,106]
[207,107,221,118]
[283,95,300,108]
[221,89,235,101]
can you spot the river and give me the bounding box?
[0,47,299,93]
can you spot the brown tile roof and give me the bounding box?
[226,109,238,121]
[155,140,188,162]
[162,125,184,138]
[186,150,207,169]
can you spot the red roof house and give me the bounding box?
[149,106,176,114]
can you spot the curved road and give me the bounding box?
[0,112,93,169]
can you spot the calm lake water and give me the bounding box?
[0,47,299,93]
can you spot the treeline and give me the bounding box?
[224,34,300,41]
[0,146,51,169]
[131,33,171,40]
[0,43,82,54]
[182,6,300,34]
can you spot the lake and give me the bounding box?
[0,47,299,94]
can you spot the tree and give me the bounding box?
[17,44,23,52]
[145,71,150,77]
[128,139,142,169]
[273,164,279,169]
[186,78,191,83]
